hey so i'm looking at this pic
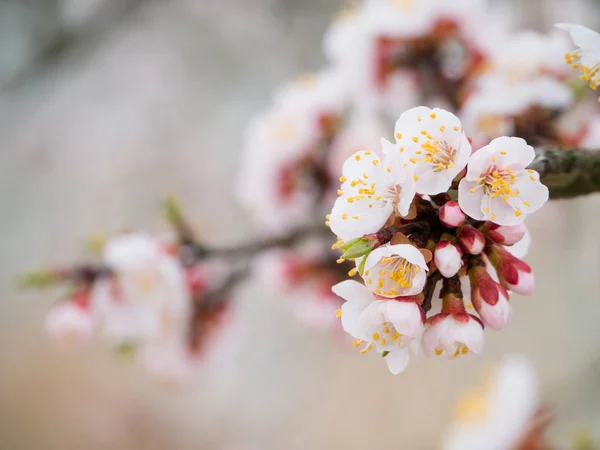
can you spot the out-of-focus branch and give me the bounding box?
[530,147,600,199]
[1,0,147,93]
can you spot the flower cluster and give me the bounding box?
[330,106,549,373]
[41,230,231,382]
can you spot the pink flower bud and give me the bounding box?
[434,240,463,278]
[468,265,512,330]
[458,225,486,255]
[439,201,467,228]
[487,245,535,295]
[487,223,527,246]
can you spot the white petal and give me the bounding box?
[488,136,535,168]
[329,195,393,241]
[384,348,410,374]
[385,301,422,338]
[458,180,486,220]
[555,23,600,49]
[387,244,427,268]
[331,280,372,304]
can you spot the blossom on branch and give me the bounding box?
[330,106,549,373]
[329,149,416,241]
[332,280,424,374]
[458,137,549,226]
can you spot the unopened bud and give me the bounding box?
[458,225,485,255]
[486,223,527,246]
[468,264,511,330]
[439,201,466,228]
[434,240,463,278]
[487,244,535,295]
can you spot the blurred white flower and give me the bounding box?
[45,302,94,346]
[92,233,190,346]
[556,23,600,99]
[236,104,322,234]
[458,137,549,226]
[443,355,539,450]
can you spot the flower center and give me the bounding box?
[566,51,600,90]
[352,320,405,353]
[371,256,420,296]
[410,138,457,172]
[455,387,489,424]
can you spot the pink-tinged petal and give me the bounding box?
[458,179,486,220]
[384,348,410,374]
[506,228,531,259]
[478,296,512,330]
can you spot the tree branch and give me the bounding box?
[530,147,600,199]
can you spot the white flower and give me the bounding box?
[434,241,463,278]
[422,313,484,358]
[91,233,191,345]
[327,112,388,178]
[323,5,420,116]
[361,243,428,297]
[443,355,539,450]
[139,341,195,384]
[556,23,600,97]
[45,302,93,346]
[332,280,424,374]
[273,69,349,118]
[329,150,416,241]
[236,104,322,234]
[458,137,549,226]
[382,107,472,195]
[460,30,573,143]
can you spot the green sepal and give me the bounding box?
[17,269,59,289]
[382,351,390,358]
[340,237,375,260]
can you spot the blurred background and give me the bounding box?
[0,0,599,448]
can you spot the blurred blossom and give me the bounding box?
[443,355,541,450]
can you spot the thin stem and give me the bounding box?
[422,270,442,313]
